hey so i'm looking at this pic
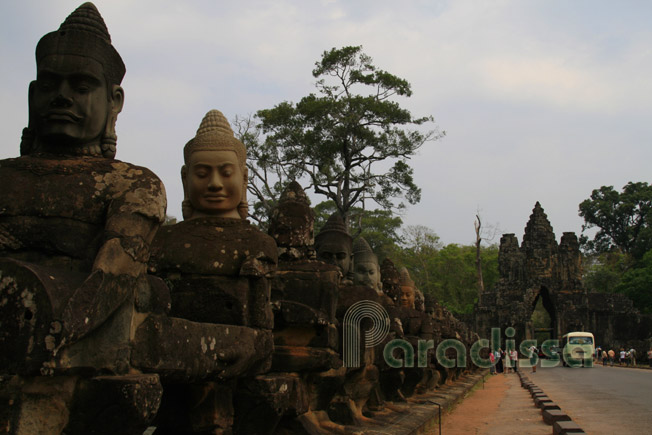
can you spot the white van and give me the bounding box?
[561,332,595,367]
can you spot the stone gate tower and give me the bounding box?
[475,202,589,345]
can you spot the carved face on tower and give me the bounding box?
[181,110,248,220]
[353,237,382,293]
[25,3,125,158]
[315,214,352,276]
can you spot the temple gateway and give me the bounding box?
[475,202,652,352]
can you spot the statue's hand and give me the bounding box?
[60,270,131,344]
[217,344,256,380]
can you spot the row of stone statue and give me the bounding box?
[0,3,480,434]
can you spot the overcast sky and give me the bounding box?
[2,0,651,246]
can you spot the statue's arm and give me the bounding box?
[61,171,166,344]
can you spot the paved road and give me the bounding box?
[528,363,652,434]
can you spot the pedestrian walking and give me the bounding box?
[489,352,495,374]
[608,349,615,366]
[529,344,538,373]
[647,348,652,368]
[602,350,608,366]
[620,348,626,366]
[628,348,636,366]
[510,349,518,373]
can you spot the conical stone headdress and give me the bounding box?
[399,267,415,288]
[315,214,351,245]
[182,110,248,220]
[353,237,377,264]
[36,2,125,86]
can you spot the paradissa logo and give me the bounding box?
[342,302,593,369]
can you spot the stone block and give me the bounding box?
[534,395,550,406]
[543,409,571,425]
[553,420,586,434]
[540,402,561,411]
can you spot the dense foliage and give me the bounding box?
[243,45,442,227]
[579,182,652,259]
[579,181,652,313]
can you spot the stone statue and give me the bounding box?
[147,110,276,433]
[352,237,383,293]
[0,3,166,433]
[315,213,353,283]
[414,288,425,312]
[394,268,434,397]
[399,268,417,309]
[0,0,166,372]
[267,180,316,261]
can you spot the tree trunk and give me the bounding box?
[475,214,485,295]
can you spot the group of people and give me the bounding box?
[489,348,520,375]
[598,346,652,368]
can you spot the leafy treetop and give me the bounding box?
[579,182,652,260]
[252,45,443,226]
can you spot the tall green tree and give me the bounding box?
[252,45,443,226]
[579,182,652,260]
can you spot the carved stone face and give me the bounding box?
[354,261,381,293]
[316,241,352,276]
[184,150,244,219]
[32,55,115,148]
[399,285,415,309]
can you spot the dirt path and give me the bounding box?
[436,373,549,434]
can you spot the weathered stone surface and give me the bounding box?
[0,258,81,375]
[380,258,402,304]
[233,373,309,434]
[65,374,162,435]
[150,217,277,278]
[131,314,273,381]
[267,180,315,259]
[0,375,79,434]
[271,261,339,323]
